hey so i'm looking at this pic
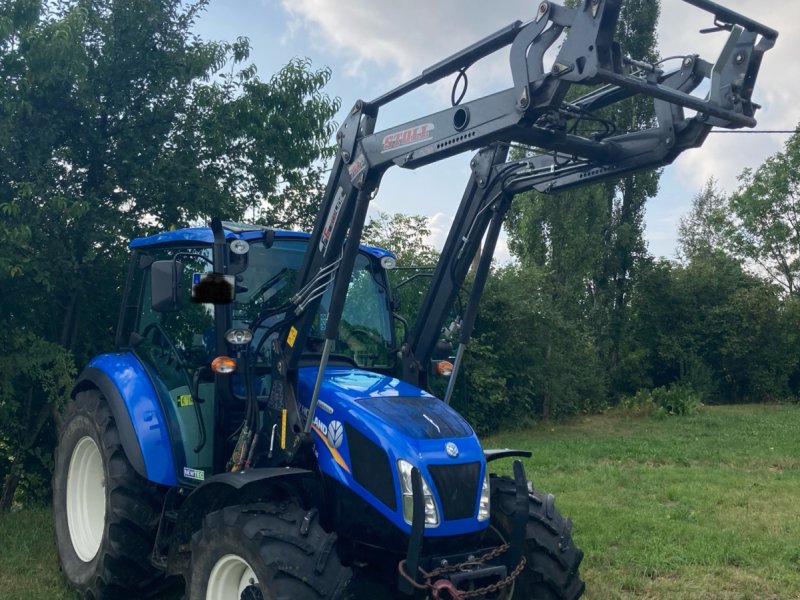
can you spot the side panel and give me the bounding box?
[73,353,177,486]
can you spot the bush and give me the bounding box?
[619,389,658,416]
[620,384,702,418]
[652,384,702,417]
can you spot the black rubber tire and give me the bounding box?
[187,501,352,600]
[53,389,166,599]
[490,475,585,600]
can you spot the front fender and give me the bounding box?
[72,353,177,486]
[170,468,315,551]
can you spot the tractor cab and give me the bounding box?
[116,223,398,485]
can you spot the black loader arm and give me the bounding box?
[266,0,776,463]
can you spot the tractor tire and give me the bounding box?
[187,502,351,600]
[490,475,585,600]
[53,389,166,599]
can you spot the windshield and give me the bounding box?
[232,239,394,368]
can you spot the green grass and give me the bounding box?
[1,404,798,599]
[485,404,800,599]
[0,507,76,600]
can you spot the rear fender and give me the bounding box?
[71,353,177,486]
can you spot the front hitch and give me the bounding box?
[397,461,531,599]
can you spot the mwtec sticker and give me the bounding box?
[183,467,205,481]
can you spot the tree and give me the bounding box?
[363,211,439,266]
[677,177,730,262]
[456,265,607,431]
[363,212,441,341]
[505,0,662,406]
[726,127,800,296]
[631,252,799,404]
[0,0,339,508]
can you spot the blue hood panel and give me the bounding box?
[356,396,473,439]
[298,368,473,440]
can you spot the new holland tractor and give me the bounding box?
[53,1,775,598]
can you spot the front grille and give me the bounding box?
[429,462,481,521]
[345,423,397,511]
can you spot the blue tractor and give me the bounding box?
[53,1,775,598]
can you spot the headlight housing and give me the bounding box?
[477,470,491,521]
[397,460,440,527]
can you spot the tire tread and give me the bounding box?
[491,475,585,600]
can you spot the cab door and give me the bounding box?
[130,248,217,484]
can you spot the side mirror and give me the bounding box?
[151,260,184,312]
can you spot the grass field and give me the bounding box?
[1,404,798,599]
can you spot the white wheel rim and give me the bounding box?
[206,554,259,600]
[66,436,107,562]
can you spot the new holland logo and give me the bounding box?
[327,420,344,449]
[445,442,459,458]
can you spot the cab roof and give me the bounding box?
[129,224,394,260]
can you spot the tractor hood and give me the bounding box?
[296,366,488,538]
[299,367,473,440]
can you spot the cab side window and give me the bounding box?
[136,248,216,379]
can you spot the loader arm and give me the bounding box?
[266,0,776,464]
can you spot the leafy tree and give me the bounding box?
[363,211,439,266]
[0,0,339,508]
[631,252,800,404]
[455,265,607,431]
[726,127,800,296]
[363,212,441,336]
[506,0,662,398]
[677,178,730,262]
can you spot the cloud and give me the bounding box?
[425,212,453,250]
[492,236,515,266]
[278,0,532,93]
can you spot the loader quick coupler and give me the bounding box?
[397,461,530,599]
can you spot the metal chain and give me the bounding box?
[397,543,528,600]
[461,556,526,599]
[424,543,510,579]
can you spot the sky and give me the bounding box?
[193,0,800,263]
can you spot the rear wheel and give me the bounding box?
[188,501,351,600]
[490,475,585,599]
[53,389,165,598]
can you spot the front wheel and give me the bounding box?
[53,389,166,598]
[188,501,351,600]
[490,475,585,599]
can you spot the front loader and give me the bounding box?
[53,1,776,598]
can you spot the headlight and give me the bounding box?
[380,255,397,270]
[225,328,253,346]
[229,239,250,255]
[477,470,491,521]
[397,460,439,527]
